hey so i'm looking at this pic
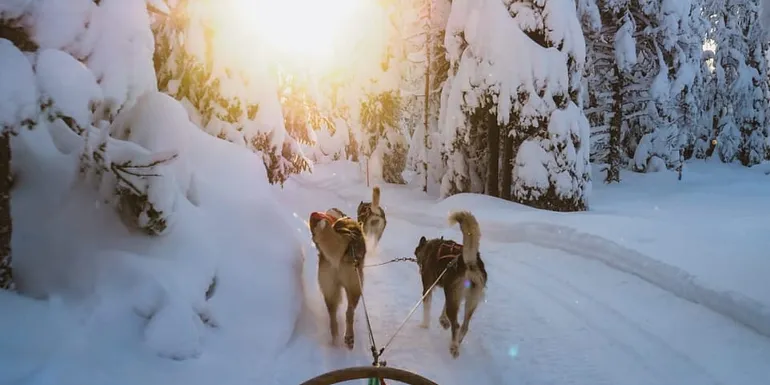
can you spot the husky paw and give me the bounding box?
[449,342,460,359]
[419,321,430,329]
[439,315,450,330]
[344,335,354,350]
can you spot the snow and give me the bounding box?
[308,117,352,163]
[280,161,770,384]
[763,0,770,38]
[445,0,571,130]
[614,16,638,72]
[0,39,38,129]
[28,0,92,51]
[516,103,592,200]
[2,0,770,384]
[6,108,305,377]
[439,0,590,207]
[107,91,197,204]
[0,0,32,19]
[5,152,770,385]
[35,48,103,129]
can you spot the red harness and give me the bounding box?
[436,241,463,261]
[310,211,336,226]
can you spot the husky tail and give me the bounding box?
[448,210,484,287]
[371,186,381,210]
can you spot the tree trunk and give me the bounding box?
[605,62,622,184]
[422,0,431,193]
[0,131,13,291]
[500,130,513,200]
[486,113,500,197]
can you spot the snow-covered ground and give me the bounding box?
[2,133,770,385]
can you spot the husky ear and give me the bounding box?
[419,236,427,246]
[317,220,328,230]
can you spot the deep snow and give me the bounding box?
[2,139,770,385]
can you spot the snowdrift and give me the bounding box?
[2,91,310,384]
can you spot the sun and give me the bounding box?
[227,0,364,65]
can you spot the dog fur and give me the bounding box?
[413,210,487,358]
[309,210,367,349]
[357,186,387,244]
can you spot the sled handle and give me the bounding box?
[300,366,438,385]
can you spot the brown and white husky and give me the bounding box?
[308,209,367,349]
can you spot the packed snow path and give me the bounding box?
[274,170,770,385]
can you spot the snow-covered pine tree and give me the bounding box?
[438,0,489,197]
[440,0,591,211]
[402,0,430,187]
[310,71,362,163]
[737,1,769,166]
[403,0,452,193]
[635,0,709,174]
[680,2,714,162]
[706,0,751,163]
[584,0,709,176]
[357,0,409,185]
[360,89,406,183]
[508,0,591,210]
[0,0,193,287]
[579,0,629,183]
[278,71,317,150]
[151,0,310,185]
[578,0,606,165]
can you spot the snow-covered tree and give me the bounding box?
[151,0,310,185]
[0,0,199,288]
[579,0,626,182]
[304,70,363,163]
[737,2,769,165]
[583,0,710,179]
[440,0,591,211]
[350,0,410,185]
[706,0,769,165]
[403,0,452,193]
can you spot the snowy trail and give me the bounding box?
[298,170,770,338]
[276,172,770,385]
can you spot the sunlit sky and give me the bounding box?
[222,0,377,71]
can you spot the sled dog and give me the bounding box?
[357,186,387,244]
[309,210,367,349]
[413,210,487,358]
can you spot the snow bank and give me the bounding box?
[8,104,304,364]
[0,291,82,385]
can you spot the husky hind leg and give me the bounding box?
[318,263,342,345]
[343,269,363,350]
